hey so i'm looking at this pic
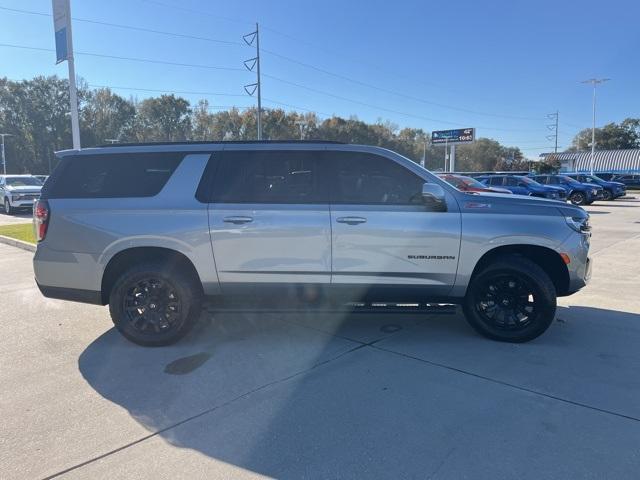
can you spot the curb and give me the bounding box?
[0,234,36,253]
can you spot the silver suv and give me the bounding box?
[33,142,591,346]
[1,175,43,214]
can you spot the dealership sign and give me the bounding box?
[431,128,475,145]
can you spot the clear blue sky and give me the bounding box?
[1,0,638,157]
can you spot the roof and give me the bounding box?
[540,149,640,172]
[97,140,344,148]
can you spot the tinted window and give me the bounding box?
[211,150,325,203]
[43,153,183,199]
[547,176,559,184]
[488,176,503,186]
[504,177,519,186]
[534,176,547,184]
[329,152,424,204]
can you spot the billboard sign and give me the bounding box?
[431,128,475,145]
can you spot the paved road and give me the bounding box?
[0,210,32,226]
[1,198,640,479]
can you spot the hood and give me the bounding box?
[4,185,42,193]
[460,190,578,213]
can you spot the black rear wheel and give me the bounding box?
[109,261,203,346]
[569,191,586,205]
[463,255,556,342]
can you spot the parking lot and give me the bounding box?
[1,198,640,479]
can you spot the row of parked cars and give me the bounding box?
[0,174,47,214]
[438,172,632,205]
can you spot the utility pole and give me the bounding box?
[1,134,14,175]
[546,111,559,154]
[243,23,262,140]
[581,78,610,175]
[421,141,426,168]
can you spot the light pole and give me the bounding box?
[0,133,14,175]
[581,78,610,175]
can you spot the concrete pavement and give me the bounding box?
[1,198,640,479]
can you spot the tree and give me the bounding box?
[570,118,640,151]
[534,154,561,174]
[135,94,191,141]
[81,88,136,146]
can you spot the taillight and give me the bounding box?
[33,200,49,242]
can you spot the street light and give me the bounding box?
[581,78,610,175]
[0,133,14,175]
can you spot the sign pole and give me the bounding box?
[444,138,448,171]
[52,0,81,149]
[450,144,456,172]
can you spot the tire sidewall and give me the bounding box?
[602,189,613,201]
[109,264,202,347]
[463,260,557,343]
[4,198,12,215]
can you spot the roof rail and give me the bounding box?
[96,140,345,148]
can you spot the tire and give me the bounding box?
[569,191,586,205]
[462,255,557,343]
[108,261,203,346]
[602,189,613,201]
[3,198,13,215]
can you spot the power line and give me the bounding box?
[0,42,545,133]
[0,5,545,123]
[261,73,546,133]
[0,6,244,46]
[0,42,247,72]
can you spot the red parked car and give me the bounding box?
[438,174,513,194]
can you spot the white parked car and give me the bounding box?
[0,175,43,214]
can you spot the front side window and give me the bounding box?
[211,150,324,203]
[328,152,424,205]
[504,177,519,186]
[488,176,504,186]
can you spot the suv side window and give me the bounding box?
[547,176,559,184]
[211,150,325,203]
[535,176,547,184]
[42,153,183,199]
[504,177,519,186]
[328,151,424,205]
[488,176,503,186]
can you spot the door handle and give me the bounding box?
[223,216,253,224]
[336,216,367,225]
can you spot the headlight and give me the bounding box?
[565,216,591,233]
[591,189,597,195]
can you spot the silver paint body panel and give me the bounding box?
[33,143,590,303]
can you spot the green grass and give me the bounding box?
[0,223,36,244]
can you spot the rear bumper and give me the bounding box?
[36,281,104,305]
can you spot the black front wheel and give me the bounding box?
[463,255,557,342]
[109,261,203,346]
[602,189,613,201]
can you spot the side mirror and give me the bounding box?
[422,183,447,211]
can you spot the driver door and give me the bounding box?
[327,151,461,299]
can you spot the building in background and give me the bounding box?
[540,149,640,173]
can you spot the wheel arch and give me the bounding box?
[100,247,203,305]
[470,244,570,296]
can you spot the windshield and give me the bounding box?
[5,176,42,186]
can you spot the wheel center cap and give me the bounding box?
[149,302,157,309]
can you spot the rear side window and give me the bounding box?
[488,176,503,186]
[504,177,518,186]
[328,152,424,205]
[42,153,183,199]
[211,150,325,203]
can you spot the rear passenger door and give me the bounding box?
[207,149,331,291]
[504,176,527,195]
[327,150,460,298]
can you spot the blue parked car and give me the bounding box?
[564,173,626,201]
[531,174,603,205]
[477,175,567,200]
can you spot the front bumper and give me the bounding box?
[9,198,37,208]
